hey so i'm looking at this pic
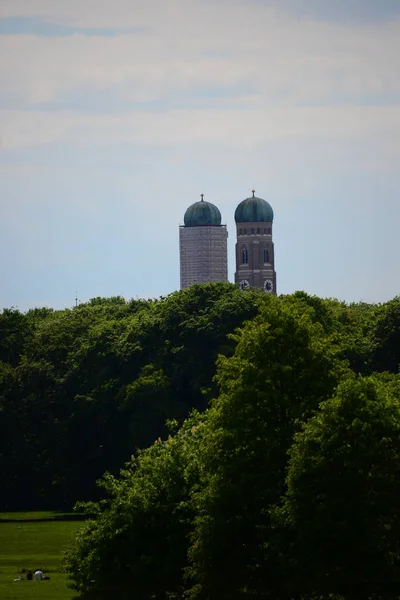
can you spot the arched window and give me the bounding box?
[257,227,260,234]
[251,227,255,234]
[244,228,247,234]
[264,247,269,263]
[239,228,243,235]
[242,246,248,264]
[264,228,267,234]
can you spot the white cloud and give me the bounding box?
[0,0,399,110]
[0,0,399,216]
[1,105,400,151]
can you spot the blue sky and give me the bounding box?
[1,0,400,310]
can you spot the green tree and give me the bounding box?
[4,286,394,515]
[0,308,32,366]
[290,292,376,375]
[1,284,261,509]
[65,412,206,600]
[283,376,400,600]
[187,295,347,600]
[370,297,400,374]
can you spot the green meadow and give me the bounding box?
[0,512,83,600]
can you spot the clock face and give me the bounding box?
[239,280,250,290]
[264,279,273,293]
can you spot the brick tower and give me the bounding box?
[234,190,276,294]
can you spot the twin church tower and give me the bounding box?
[179,191,276,294]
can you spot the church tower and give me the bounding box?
[234,190,277,294]
[179,194,228,289]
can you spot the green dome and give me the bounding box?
[184,195,222,227]
[234,191,274,223]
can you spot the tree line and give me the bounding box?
[0,284,261,509]
[2,285,400,598]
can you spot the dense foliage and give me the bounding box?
[282,374,400,600]
[186,296,346,600]
[0,284,260,509]
[3,285,400,598]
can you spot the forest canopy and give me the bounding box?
[0,283,261,508]
[2,284,400,599]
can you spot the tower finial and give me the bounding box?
[200,193,204,201]
[252,189,255,197]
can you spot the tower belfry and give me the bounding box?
[179,194,228,289]
[234,190,277,294]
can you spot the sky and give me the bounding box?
[1,0,400,311]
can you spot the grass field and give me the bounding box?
[0,512,84,600]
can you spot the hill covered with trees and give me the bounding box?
[2,284,400,599]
